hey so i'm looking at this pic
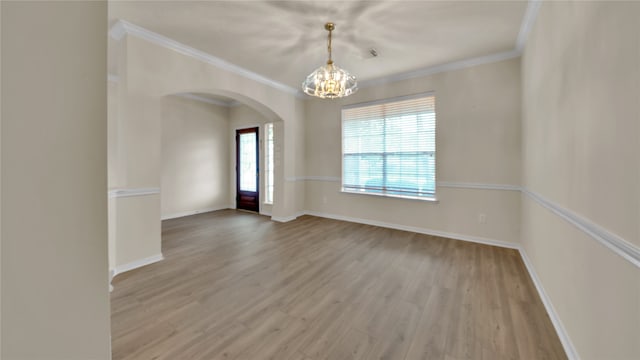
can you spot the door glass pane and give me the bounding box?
[265,123,274,203]
[239,132,257,192]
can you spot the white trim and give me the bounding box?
[174,93,234,107]
[260,209,272,217]
[300,177,639,268]
[107,73,119,83]
[109,20,301,97]
[301,176,341,182]
[522,189,640,268]
[517,0,542,51]
[299,209,577,358]
[113,253,164,276]
[359,50,521,89]
[108,188,160,198]
[109,2,541,99]
[109,269,115,292]
[161,206,231,221]
[303,210,519,249]
[271,211,305,223]
[271,215,295,222]
[109,21,128,41]
[518,248,580,360]
[437,182,521,191]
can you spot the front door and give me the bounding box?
[236,127,259,212]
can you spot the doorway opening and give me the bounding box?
[236,127,259,212]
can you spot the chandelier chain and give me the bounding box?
[327,27,333,64]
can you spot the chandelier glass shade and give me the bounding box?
[302,23,357,99]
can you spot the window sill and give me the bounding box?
[264,201,273,205]
[340,189,439,203]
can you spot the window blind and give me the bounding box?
[342,93,436,199]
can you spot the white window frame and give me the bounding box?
[264,122,274,204]
[341,92,437,202]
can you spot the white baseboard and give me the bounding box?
[301,209,577,359]
[271,214,301,223]
[161,205,231,220]
[303,210,519,249]
[517,247,579,359]
[260,209,272,217]
[114,253,164,276]
[109,269,115,292]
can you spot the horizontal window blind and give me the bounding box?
[342,94,436,199]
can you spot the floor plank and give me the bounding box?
[111,210,566,360]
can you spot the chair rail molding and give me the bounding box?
[522,188,640,268]
[108,188,160,198]
[300,176,640,268]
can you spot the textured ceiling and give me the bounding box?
[109,1,528,88]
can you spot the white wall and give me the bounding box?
[161,96,230,219]
[304,58,522,245]
[521,1,640,359]
[1,1,111,358]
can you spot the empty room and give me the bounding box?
[1,1,638,360]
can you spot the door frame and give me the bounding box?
[235,127,260,212]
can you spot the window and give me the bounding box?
[264,123,274,204]
[342,93,436,200]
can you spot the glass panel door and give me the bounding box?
[236,127,259,212]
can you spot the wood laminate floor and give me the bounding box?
[111,210,566,360]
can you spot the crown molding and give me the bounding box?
[354,0,542,88]
[174,93,235,107]
[110,1,542,98]
[359,49,521,88]
[109,19,301,97]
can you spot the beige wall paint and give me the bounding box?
[114,195,161,267]
[161,96,230,218]
[0,1,3,354]
[305,58,522,244]
[1,2,111,359]
[522,1,640,359]
[109,31,305,275]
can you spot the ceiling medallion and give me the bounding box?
[302,22,357,99]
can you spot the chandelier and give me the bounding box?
[302,22,357,99]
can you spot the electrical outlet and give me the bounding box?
[478,213,486,224]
